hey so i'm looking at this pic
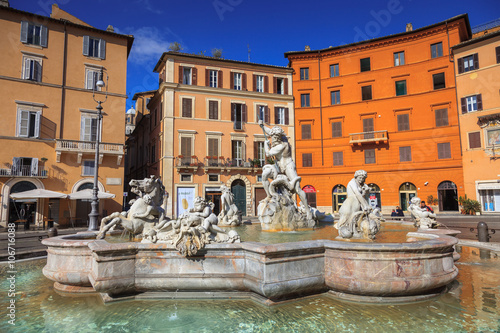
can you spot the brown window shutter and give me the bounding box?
[284,78,289,95]
[477,94,482,111]
[183,99,192,118]
[242,73,247,90]
[178,66,183,84]
[265,106,270,124]
[230,73,234,90]
[461,97,467,113]
[254,141,258,160]
[274,107,278,124]
[473,53,479,70]
[205,69,209,86]
[264,76,269,93]
[284,108,289,125]
[457,58,464,74]
[218,70,223,88]
[192,67,197,85]
[231,103,235,121]
[231,140,236,160]
[242,104,247,122]
[253,74,257,91]
[273,77,277,94]
[468,132,481,149]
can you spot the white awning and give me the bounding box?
[68,189,116,200]
[10,189,67,199]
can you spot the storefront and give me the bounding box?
[477,181,500,213]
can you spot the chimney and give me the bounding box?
[406,23,413,32]
[106,25,115,32]
[305,45,311,51]
[0,0,10,7]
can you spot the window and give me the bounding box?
[395,80,407,96]
[182,98,193,118]
[301,94,310,107]
[183,67,192,85]
[363,118,374,139]
[333,151,343,166]
[256,75,264,92]
[180,137,192,163]
[458,54,478,73]
[208,174,219,182]
[394,51,405,66]
[22,57,42,82]
[276,78,284,94]
[83,36,106,59]
[231,103,247,130]
[209,70,218,88]
[180,174,192,182]
[361,85,372,100]
[232,140,244,166]
[331,90,340,105]
[255,141,266,166]
[302,153,312,167]
[364,149,376,164]
[461,95,483,113]
[435,108,449,127]
[20,21,47,47]
[468,132,481,149]
[257,105,268,123]
[17,109,40,138]
[397,114,410,131]
[437,142,451,159]
[301,124,311,140]
[431,42,443,58]
[330,64,339,77]
[432,73,445,90]
[300,68,309,80]
[82,160,95,176]
[81,115,98,142]
[208,100,218,119]
[360,58,371,72]
[331,121,342,138]
[208,138,219,158]
[399,146,412,162]
[233,72,242,90]
[85,68,102,91]
[275,107,288,125]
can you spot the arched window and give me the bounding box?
[368,183,381,208]
[77,182,94,191]
[399,182,417,211]
[332,184,346,212]
[303,185,317,208]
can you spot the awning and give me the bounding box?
[10,189,68,199]
[68,189,116,200]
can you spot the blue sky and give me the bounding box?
[13,0,500,109]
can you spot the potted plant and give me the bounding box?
[458,195,481,215]
[426,195,438,212]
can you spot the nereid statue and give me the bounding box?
[335,170,383,240]
[218,185,242,226]
[408,197,438,229]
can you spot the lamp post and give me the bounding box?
[88,70,108,231]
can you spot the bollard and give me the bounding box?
[477,222,489,242]
[47,227,58,238]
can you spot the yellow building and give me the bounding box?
[453,29,500,213]
[0,3,133,227]
[149,52,294,217]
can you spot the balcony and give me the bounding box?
[175,156,200,173]
[349,130,388,146]
[176,156,263,174]
[0,165,48,178]
[56,139,124,165]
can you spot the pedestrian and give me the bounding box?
[391,209,397,217]
[420,200,434,214]
[396,206,404,217]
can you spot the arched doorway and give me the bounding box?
[332,185,346,212]
[399,182,417,211]
[231,179,246,216]
[9,181,37,226]
[303,185,317,208]
[368,183,381,209]
[438,181,458,211]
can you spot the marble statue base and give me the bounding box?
[258,196,316,231]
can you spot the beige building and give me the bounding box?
[147,52,294,217]
[453,29,500,213]
[0,3,133,227]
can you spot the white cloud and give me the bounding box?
[136,0,163,15]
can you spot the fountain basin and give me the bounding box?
[42,231,458,303]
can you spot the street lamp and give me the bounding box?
[88,69,108,231]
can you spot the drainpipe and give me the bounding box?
[59,20,68,139]
[318,51,324,165]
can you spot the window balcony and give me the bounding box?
[175,156,200,173]
[55,139,124,165]
[349,130,388,146]
[0,165,48,178]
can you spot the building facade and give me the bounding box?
[285,15,471,214]
[149,52,294,217]
[453,29,500,213]
[0,3,133,227]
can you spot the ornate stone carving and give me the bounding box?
[408,196,438,229]
[334,170,383,240]
[217,185,242,226]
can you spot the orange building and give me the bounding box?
[453,28,500,213]
[285,15,472,214]
[0,3,133,227]
[148,52,294,217]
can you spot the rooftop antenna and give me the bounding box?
[247,44,251,62]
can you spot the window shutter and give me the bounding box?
[242,73,247,90]
[99,39,106,59]
[264,76,269,93]
[31,158,38,175]
[20,21,28,43]
[18,110,29,137]
[242,104,247,122]
[284,78,289,95]
[23,58,30,79]
[274,107,278,124]
[231,103,235,121]
[273,77,277,93]
[192,67,197,85]
[457,58,464,74]
[477,94,482,111]
[205,69,209,86]
[178,66,183,84]
[473,53,479,70]
[265,106,270,124]
[182,98,192,117]
[86,70,93,90]
[363,118,374,132]
[83,36,89,56]
[40,25,48,47]
[231,140,236,160]
[35,61,42,82]
[468,132,481,149]
[13,157,20,174]
[284,108,289,125]
[35,112,41,137]
[461,97,467,114]
[254,142,258,160]
[218,70,223,88]
[230,73,234,90]
[253,74,257,91]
